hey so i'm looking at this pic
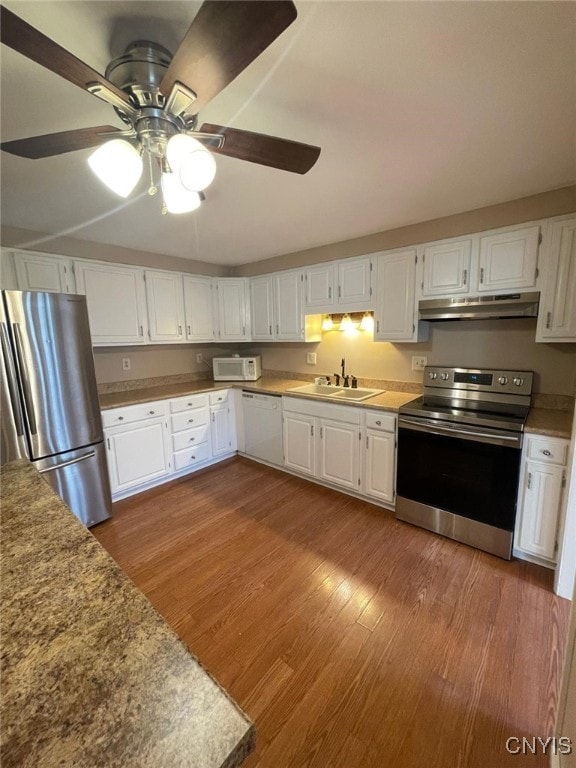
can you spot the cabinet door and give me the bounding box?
[14,251,74,293]
[74,261,148,345]
[478,226,540,292]
[145,270,185,343]
[337,258,372,308]
[182,276,214,342]
[517,460,563,561]
[106,418,170,493]
[537,218,576,341]
[283,413,316,476]
[365,429,395,503]
[215,279,250,341]
[250,275,274,340]
[374,250,417,341]
[304,263,335,309]
[210,404,232,457]
[275,270,304,340]
[422,240,472,296]
[318,418,360,490]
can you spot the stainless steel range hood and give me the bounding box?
[419,292,539,321]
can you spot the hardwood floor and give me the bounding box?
[93,458,570,768]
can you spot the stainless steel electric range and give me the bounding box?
[396,366,533,560]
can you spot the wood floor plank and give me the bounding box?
[93,457,571,768]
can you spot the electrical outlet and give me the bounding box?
[196,353,204,363]
[307,352,317,365]
[412,356,427,371]
[122,358,131,371]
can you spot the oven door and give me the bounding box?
[397,416,522,533]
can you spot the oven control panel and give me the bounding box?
[424,367,533,396]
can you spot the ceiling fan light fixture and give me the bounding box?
[87,139,143,198]
[161,171,202,214]
[166,133,216,192]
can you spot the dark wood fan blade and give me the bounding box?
[160,1,297,112]
[0,126,122,159]
[0,7,133,109]
[199,123,320,174]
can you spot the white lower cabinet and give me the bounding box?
[364,411,397,504]
[102,389,236,500]
[514,435,568,567]
[319,419,360,491]
[103,401,170,495]
[283,412,316,476]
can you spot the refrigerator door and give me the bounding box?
[35,442,112,526]
[3,291,103,459]
[0,304,28,464]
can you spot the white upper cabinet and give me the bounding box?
[478,226,540,292]
[182,275,215,343]
[250,275,275,340]
[14,251,75,293]
[374,249,419,342]
[74,261,148,345]
[274,270,304,340]
[145,270,185,343]
[304,263,334,308]
[303,256,373,312]
[214,278,251,341]
[421,239,472,296]
[537,217,576,342]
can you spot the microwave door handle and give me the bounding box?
[0,321,26,436]
[12,323,38,435]
[399,417,520,447]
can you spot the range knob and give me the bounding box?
[440,372,450,381]
[513,377,524,387]
[498,376,508,385]
[428,371,438,380]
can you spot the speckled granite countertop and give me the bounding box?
[99,377,420,413]
[1,460,255,768]
[525,407,573,439]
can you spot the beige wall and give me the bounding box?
[0,225,227,276]
[233,186,576,276]
[250,318,576,395]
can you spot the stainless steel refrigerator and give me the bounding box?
[1,290,112,526]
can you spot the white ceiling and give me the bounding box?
[1,1,575,266]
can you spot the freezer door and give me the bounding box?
[0,303,28,463]
[35,442,112,527]
[4,291,103,458]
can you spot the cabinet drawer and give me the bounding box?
[170,393,208,413]
[173,443,210,470]
[102,401,167,427]
[172,425,209,452]
[526,436,568,466]
[209,390,229,406]
[365,411,396,432]
[171,408,209,433]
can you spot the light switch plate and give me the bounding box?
[307,352,317,365]
[412,356,427,371]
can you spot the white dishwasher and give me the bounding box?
[242,392,283,467]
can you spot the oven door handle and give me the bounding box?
[398,417,522,448]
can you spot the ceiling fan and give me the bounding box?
[0,1,321,214]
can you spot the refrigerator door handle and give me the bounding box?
[38,450,96,474]
[0,321,25,436]
[12,323,38,435]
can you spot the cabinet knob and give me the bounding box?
[118,416,124,421]
[542,449,552,457]
[187,402,193,406]
[149,410,155,415]
[375,420,382,426]
[191,455,195,460]
[190,437,195,442]
[188,418,194,423]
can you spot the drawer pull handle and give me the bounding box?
[187,402,193,406]
[191,455,196,460]
[375,420,382,426]
[118,416,124,421]
[542,449,552,456]
[527,472,532,489]
[190,437,195,442]
[188,419,194,423]
[149,410,155,415]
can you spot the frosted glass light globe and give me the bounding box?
[161,172,202,214]
[166,133,216,192]
[88,140,143,198]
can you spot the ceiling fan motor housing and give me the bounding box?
[106,41,172,111]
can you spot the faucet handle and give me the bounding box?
[333,373,341,386]
[351,376,358,389]
[343,375,350,388]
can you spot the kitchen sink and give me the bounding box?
[286,384,384,401]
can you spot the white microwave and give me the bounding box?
[212,355,262,381]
